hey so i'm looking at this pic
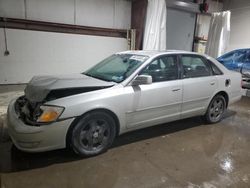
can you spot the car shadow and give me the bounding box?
[0,110,235,173]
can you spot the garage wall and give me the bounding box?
[0,29,127,84]
[0,0,131,29]
[223,0,250,51]
[0,0,131,84]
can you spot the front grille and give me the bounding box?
[15,96,42,125]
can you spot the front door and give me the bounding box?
[126,55,182,129]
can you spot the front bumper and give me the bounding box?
[7,99,75,152]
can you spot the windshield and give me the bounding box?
[84,54,149,83]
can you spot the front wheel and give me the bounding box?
[70,111,116,157]
[204,95,226,124]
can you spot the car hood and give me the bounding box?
[24,74,115,102]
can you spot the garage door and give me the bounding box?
[166,8,196,51]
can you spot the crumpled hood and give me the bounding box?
[24,74,115,102]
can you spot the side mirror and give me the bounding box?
[131,75,152,86]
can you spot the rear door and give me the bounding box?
[180,55,217,118]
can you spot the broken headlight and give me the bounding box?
[37,105,64,123]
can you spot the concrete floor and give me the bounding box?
[0,86,250,188]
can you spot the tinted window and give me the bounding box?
[181,56,211,78]
[139,56,178,82]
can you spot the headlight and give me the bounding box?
[37,105,64,123]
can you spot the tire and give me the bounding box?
[70,111,116,157]
[204,95,226,124]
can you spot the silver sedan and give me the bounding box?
[7,50,242,156]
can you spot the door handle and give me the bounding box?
[172,88,181,92]
[210,82,215,85]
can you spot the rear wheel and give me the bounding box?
[70,111,116,157]
[204,95,226,124]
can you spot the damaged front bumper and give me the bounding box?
[7,99,74,152]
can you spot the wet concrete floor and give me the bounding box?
[0,86,250,188]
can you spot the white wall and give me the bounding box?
[0,0,131,84]
[0,29,127,84]
[223,0,250,52]
[0,0,131,29]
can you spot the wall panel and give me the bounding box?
[26,0,75,24]
[0,29,127,84]
[0,0,25,19]
[223,0,250,51]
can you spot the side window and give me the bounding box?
[139,56,178,82]
[181,56,211,78]
[209,61,223,75]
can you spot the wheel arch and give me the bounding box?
[213,91,229,108]
[66,108,120,148]
[207,91,229,108]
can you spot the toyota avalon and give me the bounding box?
[7,50,242,156]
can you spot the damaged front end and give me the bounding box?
[15,95,66,126]
[14,96,44,126]
[14,74,115,126]
[15,86,113,126]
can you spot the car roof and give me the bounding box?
[117,50,200,58]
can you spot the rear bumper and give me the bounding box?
[7,99,74,152]
[242,77,250,89]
